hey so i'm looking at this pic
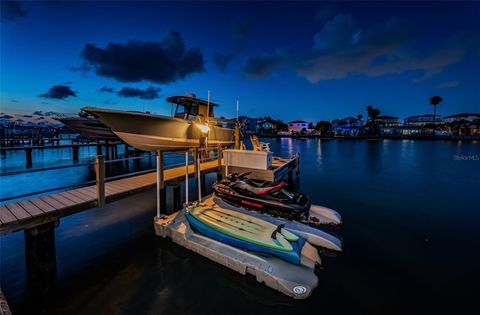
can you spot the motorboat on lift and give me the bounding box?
[82,93,234,151]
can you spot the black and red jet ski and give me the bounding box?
[213,172,342,225]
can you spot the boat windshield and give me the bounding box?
[175,103,209,119]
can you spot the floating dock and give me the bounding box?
[154,200,321,299]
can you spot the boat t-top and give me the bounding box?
[83,93,235,152]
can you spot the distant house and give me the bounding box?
[288,120,309,132]
[374,115,400,127]
[257,119,276,134]
[443,113,480,123]
[404,114,444,126]
[238,116,258,134]
[331,117,364,136]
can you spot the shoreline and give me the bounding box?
[257,134,480,142]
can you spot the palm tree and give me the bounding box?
[429,96,443,130]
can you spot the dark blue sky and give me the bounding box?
[1,1,479,121]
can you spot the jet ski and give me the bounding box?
[213,172,342,226]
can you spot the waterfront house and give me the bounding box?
[331,117,364,136]
[443,113,480,123]
[404,114,444,126]
[238,116,258,135]
[258,119,276,134]
[288,120,309,132]
[374,115,400,127]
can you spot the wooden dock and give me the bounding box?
[0,150,298,308]
[0,159,221,236]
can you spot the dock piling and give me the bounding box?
[24,221,57,283]
[72,145,79,161]
[95,155,105,208]
[156,151,165,218]
[173,183,182,211]
[185,150,189,205]
[25,148,33,168]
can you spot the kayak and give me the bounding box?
[186,205,305,264]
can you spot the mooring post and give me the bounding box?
[194,147,202,201]
[25,148,33,168]
[156,151,165,218]
[105,141,110,160]
[25,221,58,294]
[288,169,293,185]
[224,149,229,178]
[217,144,223,180]
[185,150,189,205]
[173,182,182,212]
[72,145,79,161]
[95,155,105,208]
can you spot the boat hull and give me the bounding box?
[60,117,117,139]
[82,108,234,151]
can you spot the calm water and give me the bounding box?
[1,139,479,314]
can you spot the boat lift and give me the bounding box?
[153,148,322,299]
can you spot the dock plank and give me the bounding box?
[57,191,85,204]
[29,198,56,213]
[72,187,96,200]
[5,203,31,220]
[0,205,18,224]
[18,200,44,216]
[111,180,140,190]
[105,182,127,193]
[40,195,67,210]
[47,193,77,207]
[66,189,93,202]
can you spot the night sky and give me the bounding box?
[1,1,479,121]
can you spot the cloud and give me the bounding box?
[1,1,27,21]
[99,86,115,93]
[117,86,161,100]
[10,99,19,103]
[213,53,235,71]
[79,30,204,83]
[213,22,252,71]
[436,80,461,89]
[104,98,117,105]
[297,15,479,83]
[40,85,77,99]
[242,48,289,80]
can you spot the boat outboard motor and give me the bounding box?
[213,172,311,221]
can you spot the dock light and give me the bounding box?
[196,123,210,134]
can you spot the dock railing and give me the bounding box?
[0,147,224,205]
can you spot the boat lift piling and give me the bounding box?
[155,150,165,218]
